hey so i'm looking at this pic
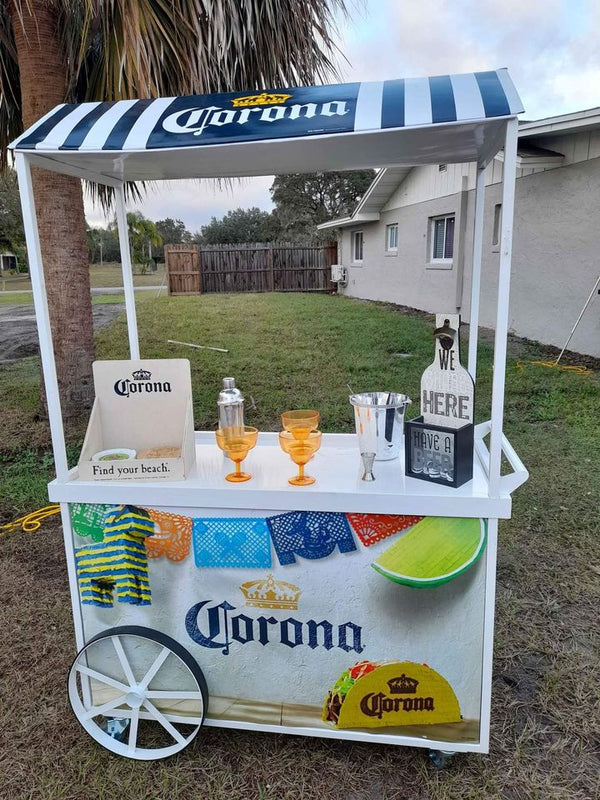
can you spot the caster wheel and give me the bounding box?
[428,749,455,769]
[68,626,208,760]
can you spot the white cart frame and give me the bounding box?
[13,71,528,757]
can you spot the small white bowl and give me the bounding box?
[92,448,137,462]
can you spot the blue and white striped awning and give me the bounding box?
[10,69,523,183]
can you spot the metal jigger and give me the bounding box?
[361,451,376,482]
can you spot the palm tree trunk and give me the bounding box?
[11,0,95,419]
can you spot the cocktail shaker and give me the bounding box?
[218,377,245,431]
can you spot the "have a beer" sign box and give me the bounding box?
[78,359,196,482]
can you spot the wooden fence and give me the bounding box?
[164,245,201,295]
[165,242,337,296]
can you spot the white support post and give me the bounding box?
[478,517,498,752]
[59,502,87,655]
[114,185,140,359]
[467,166,486,381]
[489,118,519,496]
[15,153,69,481]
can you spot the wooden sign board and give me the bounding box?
[78,359,196,482]
[421,313,474,429]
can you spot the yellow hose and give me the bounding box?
[0,504,61,536]
[516,360,594,377]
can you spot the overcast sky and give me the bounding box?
[85,0,600,232]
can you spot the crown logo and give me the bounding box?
[240,574,301,610]
[231,92,292,108]
[387,674,419,694]
[132,368,152,380]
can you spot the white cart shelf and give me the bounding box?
[49,425,527,518]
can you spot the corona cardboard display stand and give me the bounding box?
[13,70,529,761]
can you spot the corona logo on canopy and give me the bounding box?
[323,661,461,729]
[161,98,350,138]
[231,92,292,107]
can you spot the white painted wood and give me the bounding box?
[47,428,522,518]
[23,153,124,187]
[489,118,519,496]
[115,186,140,359]
[202,716,487,752]
[477,517,498,753]
[455,176,469,309]
[59,503,87,654]
[421,314,474,428]
[14,153,69,480]
[468,168,486,380]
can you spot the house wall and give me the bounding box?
[339,150,600,358]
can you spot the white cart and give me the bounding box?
[13,70,529,761]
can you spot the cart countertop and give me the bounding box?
[48,427,527,519]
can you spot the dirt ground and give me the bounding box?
[0,303,124,364]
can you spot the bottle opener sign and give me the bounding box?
[421,314,474,429]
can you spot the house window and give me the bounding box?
[386,223,398,252]
[352,230,364,263]
[492,204,502,248]
[430,215,455,262]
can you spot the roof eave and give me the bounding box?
[495,151,565,169]
[317,213,380,231]
[519,108,600,138]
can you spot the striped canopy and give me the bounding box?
[10,69,523,183]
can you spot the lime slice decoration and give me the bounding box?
[372,517,487,588]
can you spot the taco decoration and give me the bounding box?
[372,517,487,588]
[323,661,461,729]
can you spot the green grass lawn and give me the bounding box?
[0,293,598,799]
[0,291,125,306]
[0,260,165,293]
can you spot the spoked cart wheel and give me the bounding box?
[68,626,208,760]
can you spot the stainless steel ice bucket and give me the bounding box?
[349,392,412,461]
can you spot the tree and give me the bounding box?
[0,167,25,260]
[125,212,162,270]
[155,218,192,260]
[87,225,122,265]
[0,0,348,419]
[271,170,376,240]
[197,208,281,245]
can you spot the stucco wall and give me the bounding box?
[340,157,600,358]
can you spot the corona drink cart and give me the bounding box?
[13,71,529,762]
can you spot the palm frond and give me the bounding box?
[81,0,348,100]
[0,3,22,165]
[2,0,350,198]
